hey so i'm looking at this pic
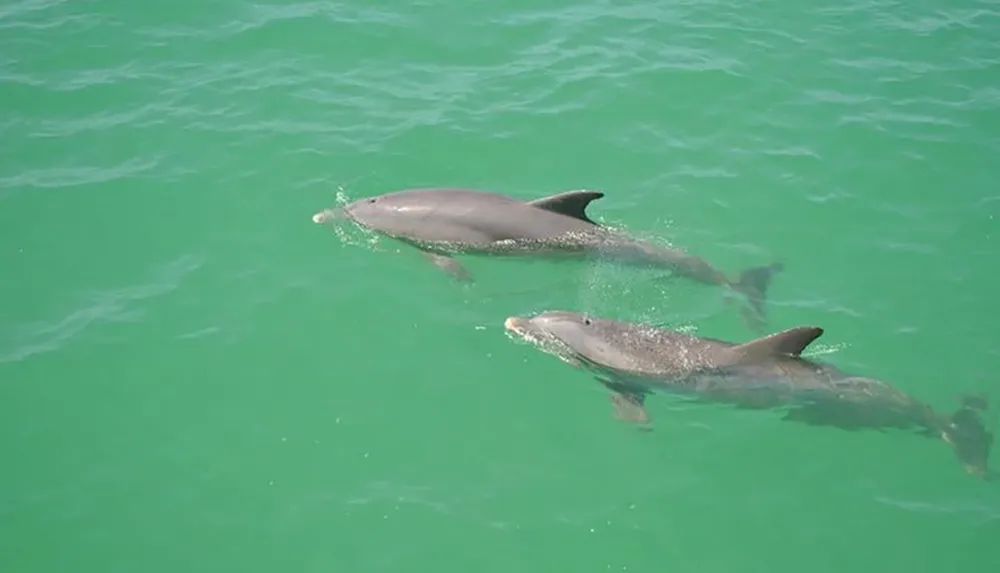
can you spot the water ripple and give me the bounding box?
[0,0,70,21]
[0,254,205,366]
[31,103,172,137]
[0,156,160,191]
[0,1,998,571]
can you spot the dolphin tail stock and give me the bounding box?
[935,394,995,480]
[730,262,785,332]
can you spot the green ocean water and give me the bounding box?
[2,0,999,570]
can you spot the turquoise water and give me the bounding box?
[2,0,999,571]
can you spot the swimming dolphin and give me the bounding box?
[503,310,994,480]
[314,187,783,329]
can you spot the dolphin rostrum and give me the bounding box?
[314,187,783,329]
[503,310,994,480]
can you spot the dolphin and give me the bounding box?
[314,187,783,329]
[503,310,995,480]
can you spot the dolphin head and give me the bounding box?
[311,192,429,238]
[311,207,345,225]
[503,310,646,372]
[340,195,383,228]
[337,192,436,237]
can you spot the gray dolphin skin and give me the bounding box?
[314,187,784,329]
[503,310,994,480]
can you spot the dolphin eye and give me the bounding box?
[583,318,592,326]
[367,198,376,204]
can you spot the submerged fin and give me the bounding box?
[610,392,651,428]
[728,326,824,363]
[939,402,995,480]
[419,251,473,282]
[528,190,605,224]
[731,262,784,331]
[961,393,989,411]
[597,377,652,429]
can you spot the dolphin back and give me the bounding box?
[365,188,606,244]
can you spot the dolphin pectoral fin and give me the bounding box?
[609,392,651,429]
[731,262,784,331]
[597,378,652,429]
[527,190,605,224]
[419,251,473,282]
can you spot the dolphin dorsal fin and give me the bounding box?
[528,190,605,224]
[728,326,824,362]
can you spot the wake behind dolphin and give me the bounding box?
[503,310,995,480]
[314,187,783,330]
